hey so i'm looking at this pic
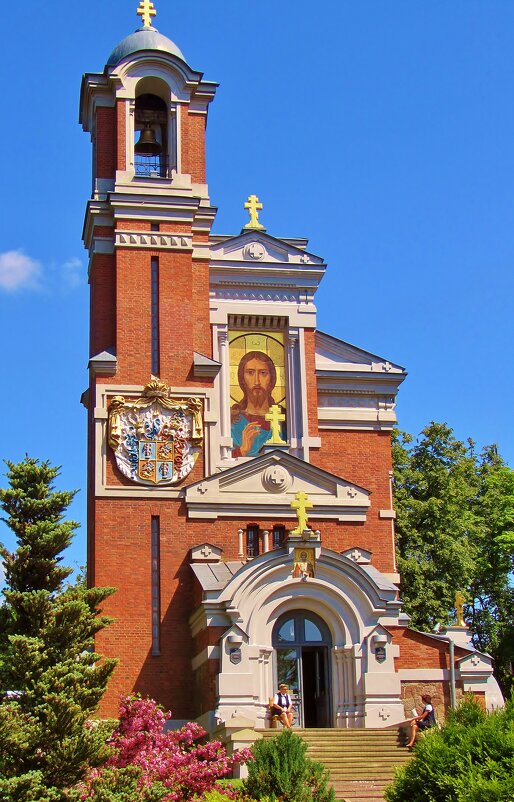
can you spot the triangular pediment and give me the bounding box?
[210,229,325,270]
[316,331,405,375]
[185,449,370,521]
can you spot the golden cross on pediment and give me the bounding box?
[243,194,265,230]
[265,404,286,445]
[137,0,157,28]
[291,491,313,535]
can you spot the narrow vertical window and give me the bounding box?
[272,525,285,549]
[151,256,160,376]
[151,516,161,656]
[246,525,260,558]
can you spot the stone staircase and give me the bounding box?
[258,728,411,802]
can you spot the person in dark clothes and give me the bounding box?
[407,693,436,748]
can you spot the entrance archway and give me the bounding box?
[273,611,332,728]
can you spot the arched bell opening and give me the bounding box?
[272,610,332,728]
[134,91,169,177]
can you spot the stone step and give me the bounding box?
[331,780,390,802]
[255,728,408,801]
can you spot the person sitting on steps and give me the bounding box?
[271,683,294,728]
[406,693,436,749]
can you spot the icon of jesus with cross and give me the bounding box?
[231,350,287,457]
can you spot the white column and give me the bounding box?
[217,326,232,460]
[286,331,300,456]
[263,530,270,553]
[297,328,311,461]
[176,103,182,174]
[237,529,244,559]
[168,104,178,174]
[127,99,135,173]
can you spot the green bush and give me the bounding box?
[69,766,168,802]
[385,697,514,802]
[243,730,334,802]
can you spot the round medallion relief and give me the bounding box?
[261,465,292,493]
[243,242,266,261]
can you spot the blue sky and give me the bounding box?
[1,1,513,571]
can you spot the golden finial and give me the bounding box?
[455,591,466,628]
[243,194,265,230]
[137,0,157,28]
[265,405,287,445]
[291,491,313,535]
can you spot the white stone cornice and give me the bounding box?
[115,231,193,251]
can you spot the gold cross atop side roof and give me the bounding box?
[137,0,157,28]
[243,194,265,230]
[455,591,466,628]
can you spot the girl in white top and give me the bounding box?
[272,683,294,728]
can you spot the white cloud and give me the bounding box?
[0,250,42,292]
[61,257,84,288]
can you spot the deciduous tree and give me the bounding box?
[393,424,514,694]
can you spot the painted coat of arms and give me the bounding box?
[108,379,203,486]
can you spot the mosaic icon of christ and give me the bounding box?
[231,350,286,457]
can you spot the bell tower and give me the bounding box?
[80,1,218,387]
[80,3,220,714]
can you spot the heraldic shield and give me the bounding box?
[108,379,203,486]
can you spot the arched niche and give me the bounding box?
[133,76,177,177]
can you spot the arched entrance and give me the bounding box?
[273,611,332,728]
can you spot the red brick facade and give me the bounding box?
[82,26,496,727]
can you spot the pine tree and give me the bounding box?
[0,457,117,801]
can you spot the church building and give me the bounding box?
[80,2,502,733]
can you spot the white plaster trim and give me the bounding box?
[193,242,211,259]
[192,645,219,671]
[398,669,449,680]
[115,231,193,250]
[379,510,396,520]
[90,237,115,256]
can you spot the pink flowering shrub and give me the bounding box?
[76,696,251,802]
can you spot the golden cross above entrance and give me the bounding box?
[265,404,287,445]
[137,0,157,28]
[243,194,265,230]
[291,491,313,535]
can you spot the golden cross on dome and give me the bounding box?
[243,194,265,230]
[137,0,157,28]
[291,491,313,535]
[265,404,287,445]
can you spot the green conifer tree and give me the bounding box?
[0,457,117,801]
[244,729,335,802]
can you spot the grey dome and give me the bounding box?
[107,26,185,66]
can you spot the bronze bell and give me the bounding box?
[135,124,162,156]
